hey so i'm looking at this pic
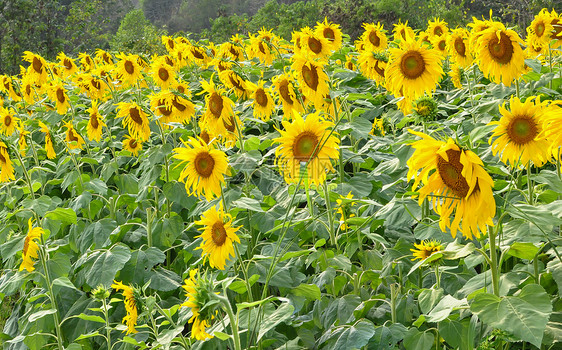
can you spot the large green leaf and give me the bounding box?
[402,327,434,350]
[470,284,552,347]
[329,319,375,350]
[84,244,131,287]
[258,302,294,340]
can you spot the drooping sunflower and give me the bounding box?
[18,127,29,156]
[150,57,176,90]
[0,75,22,102]
[357,50,387,87]
[345,55,355,70]
[248,28,278,65]
[274,112,340,186]
[86,101,106,142]
[0,107,20,136]
[527,9,555,47]
[385,37,443,101]
[56,52,78,78]
[200,79,235,137]
[19,74,38,105]
[407,130,495,240]
[541,101,562,159]
[449,62,463,89]
[122,135,143,156]
[187,44,210,68]
[475,24,526,86]
[219,69,251,100]
[79,53,96,72]
[393,20,415,42]
[173,137,229,200]
[111,281,139,335]
[300,27,332,60]
[95,49,114,66]
[116,102,151,141]
[22,51,48,86]
[48,81,71,115]
[195,205,241,270]
[336,192,356,231]
[426,18,449,39]
[550,9,562,49]
[63,121,85,150]
[19,219,43,272]
[272,73,304,119]
[411,240,443,261]
[315,18,343,52]
[0,141,15,183]
[249,81,275,121]
[488,96,552,168]
[115,53,143,88]
[39,121,56,159]
[360,23,388,52]
[446,28,472,68]
[150,90,176,127]
[180,269,214,341]
[292,54,330,109]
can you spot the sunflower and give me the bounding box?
[411,240,443,261]
[385,37,443,101]
[360,23,388,52]
[181,269,214,341]
[0,141,15,183]
[150,57,176,90]
[219,41,244,61]
[20,74,37,105]
[48,81,71,115]
[150,90,176,127]
[63,121,85,150]
[431,35,448,58]
[446,28,472,68]
[1,75,22,102]
[249,31,276,65]
[200,79,235,137]
[116,102,151,141]
[19,219,43,272]
[187,44,209,67]
[195,205,241,270]
[475,24,526,86]
[300,27,332,60]
[336,192,356,231]
[525,40,548,62]
[79,53,95,72]
[407,130,495,240]
[357,50,387,87]
[219,69,251,100]
[0,107,20,136]
[56,52,78,78]
[315,18,343,52]
[122,135,143,156]
[111,281,139,335]
[527,9,555,47]
[370,118,385,136]
[162,35,177,52]
[488,96,551,168]
[86,101,106,142]
[250,81,275,121]
[541,102,562,159]
[449,62,463,89]
[115,53,143,88]
[292,54,330,109]
[550,9,562,49]
[39,121,56,159]
[412,95,438,123]
[22,52,48,85]
[173,137,229,200]
[272,73,304,119]
[345,55,355,70]
[274,112,340,186]
[95,49,114,66]
[18,127,29,156]
[426,18,449,39]
[393,21,415,42]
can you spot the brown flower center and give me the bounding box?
[255,88,268,107]
[92,79,101,90]
[172,97,187,111]
[224,116,236,132]
[228,74,245,91]
[293,131,319,161]
[279,80,294,104]
[194,151,215,178]
[308,37,322,54]
[323,27,335,41]
[506,114,537,145]
[400,51,425,79]
[454,37,466,57]
[258,42,267,54]
[209,93,223,118]
[25,84,31,96]
[90,113,99,129]
[535,22,546,37]
[438,40,446,51]
[158,99,173,116]
[211,221,227,246]
[4,115,11,127]
[129,139,138,149]
[436,149,470,198]
[302,64,319,91]
[192,48,204,60]
[168,39,174,50]
[129,107,143,125]
[124,60,135,74]
[158,67,170,82]
[32,57,43,73]
[56,88,66,104]
[488,32,514,64]
[369,31,381,46]
[434,27,443,37]
[64,58,73,70]
[200,130,210,144]
[177,85,185,94]
[346,61,354,70]
[374,59,385,77]
[68,129,78,142]
[103,53,111,64]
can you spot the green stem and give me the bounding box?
[390,283,398,324]
[489,227,500,297]
[534,253,540,284]
[434,264,440,289]
[219,294,242,350]
[146,208,154,248]
[515,79,520,99]
[39,237,64,349]
[102,298,112,350]
[12,145,35,198]
[304,171,313,217]
[527,162,534,205]
[323,180,337,249]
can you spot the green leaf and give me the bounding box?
[45,207,77,225]
[149,267,182,291]
[506,242,540,260]
[418,289,444,314]
[52,277,78,291]
[28,309,57,322]
[332,319,375,350]
[258,302,294,340]
[403,328,434,350]
[76,314,106,324]
[74,331,100,341]
[237,296,273,310]
[470,284,552,347]
[232,197,264,212]
[291,284,321,301]
[439,318,473,350]
[84,245,131,287]
[213,331,231,341]
[425,295,467,323]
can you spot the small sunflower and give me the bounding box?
[274,112,340,186]
[345,55,355,70]
[111,281,139,335]
[20,75,37,105]
[219,69,251,100]
[292,54,330,109]
[95,49,114,66]
[431,35,448,58]
[86,101,106,142]
[250,81,275,121]
[56,52,78,78]
[150,90,176,127]
[122,135,143,156]
[315,18,343,52]
[181,269,214,341]
[39,121,56,159]
[150,57,176,90]
[48,81,70,115]
[195,205,241,270]
[272,73,304,119]
[115,53,143,88]
[0,141,15,183]
[446,28,472,68]
[116,102,151,141]
[407,130,495,240]
[488,96,551,168]
[0,75,21,102]
[188,44,210,67]
[22,52,48,85]
[449,62,463,89]
[79,53,96,72]
[336,192,356,231]
[173,137,229,200]
[360,23,388,52]
[18,127,29,157]
[357,50,387,87]
[411,240,443,261]
[300,27,332,60]
[527,9,555,47]
[426,18,449,39]
[19,219,43,272]
[0,107,20,136]
[248,29,277,65]
[370,118,385,136]
[412,96,438,123]
[63,121,85,150]
[393,21,415,42]
[200,79,235,137]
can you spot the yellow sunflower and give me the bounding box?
[431,35,448,58]
[488,96,551,168]
[0,75,21,102]
[81,69,110,101]
[95,49,114,66]
[358,50,387,87]
[274,112,340,186]
[449,62,463,89]
[527,9,555,47]
[173,137,229,200]
[63,121,85,150]
[541,101,562,159]
[411,240,443,261]
[79,53,95,72]
[162,35,177,52]
[150,90,176,127]
[0,107,20,136]
[19,219,43,272]
[370,118,385,136]
[22,52,48,86]
[407,131,495,240]
[550,9,562,49]
[87,101,106,142]
[116,102,151,141]
[250,81,275,121]
[360,23,388,52]
[426,18,449,39]
[122,135,143,156]
[345,55,355,70]
[111,281,139,335]
[18,127,29,156]
[475,24,526,86]
[249,28,278,65]
[115,53,143,88]
[150,57,176,90]
[336,192,356,231]
[0,141,15,183]
[200,79,235,137]
[447,28,472,68]
[218,69,251,100]
[48,81,71,115]
[20,74,37,105]
[39,121,56,159]
[187,44,210,68]
[300,27,332,60]
[272,73,304,119]
[180,269,214,341]
[315,18,343,52]
[195,205,241,270]
[393,21,415,42]
[56,52,78,78]
[385,37,443,101]
[292,54,330,109]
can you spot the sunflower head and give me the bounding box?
[361,22,388,52]
[427,18,449,38]
[19,219,43,272]
[411,240,443,261]
[315,17,343,51]
[181,269,216,341]
[111,281,141,335]
[412,96,438,122]
[151,57,176,90]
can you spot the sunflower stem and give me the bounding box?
[390,283,398,324]
[12,144,35,199]
[527,162,534,205]
[488,226,500,297]
[304,169,314,217]
[101,297,112,350]
[323,180,337,249]
[434,264,440,289]
[146,207,154,248]
[549,44,553,90]
[515,79,520,99]
[219,293,242,350]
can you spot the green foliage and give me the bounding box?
[110,9,167,54]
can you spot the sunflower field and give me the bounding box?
[1,8,562,350]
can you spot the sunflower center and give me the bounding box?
[68,129,78,142]
[258,42,267,54]
[224,116,236,132]
[507,115,537,145]
[177,85,185,94]
[158,99,173,116]
[438,40,446,51]
[129,107,143,125]
[323,28,335,41]
[369,31,380,46]
[293,131,319,160]
[255,88,268,107]
[25,84,31,96]
[124,60,135,74]
[158,67,169,82]
[346,61,353,70]
[32,57,43,73]
[129,139,137,148]
[454,37,466,57]
[5,115,12,127]
[229,75,244,91]
[553,19,562,38]
[302,64,319,90]
[209,93,223,118]
[92,79,101,90]
[56,88,65,103]
[434,27,443,36]
[90,113,99,129]
[172,97,187,111]
[192,49,204,59]
[308,37,322,54]
[23,235,31,255]
[279,80,294,104]
[168,39,174,50]
[488,32,513,65]
[200,130,210,144]
[103,53,111,64]
[211,221,227,246]
[400,51,425,79]
[436,149,470,198]
[194,151,215,178]
[536,23,546,37]
[64,58,73,70]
